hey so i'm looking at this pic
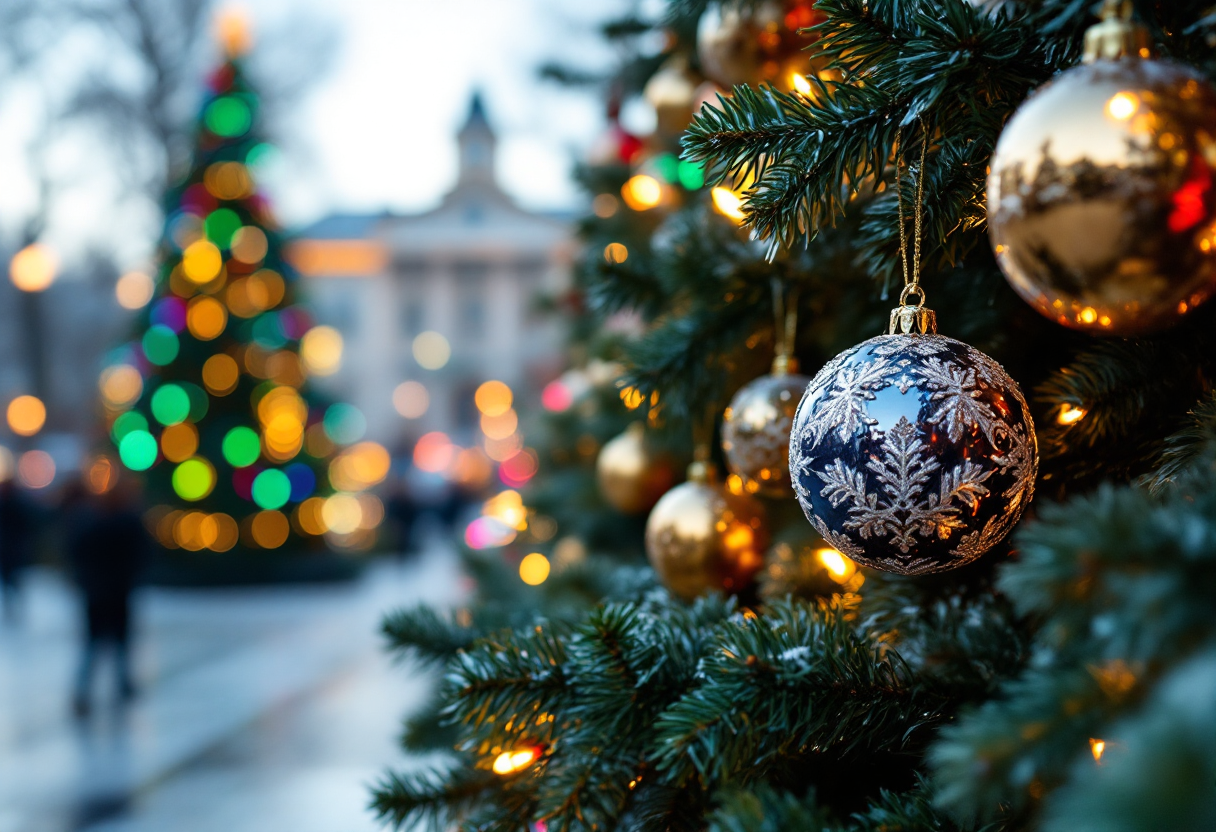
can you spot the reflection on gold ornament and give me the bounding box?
[644,55,701,138]
[762,541,863,598]
[596,423,675,514]
[988,8,1216,335]
[697,0,826,93]
[645,462,768,601]
[722,356,812,496]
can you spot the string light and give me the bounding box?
[621,175,663,211]
[115,271,155,309]
[7,396,46,437]
[519,552,551,586]
[1090,738,1106,762]
[392,381,429,418]
[815,547,857,583]
[300,326,343,376]
[10,244,57,292]
[474,380,513,417]
[412,331,451,370]
[1057,404,1087,425]
[492,747,539,775]
[711,187,746,222]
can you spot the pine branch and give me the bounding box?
[370,765,497,832]
[652,600,945,786]
[383,605,478,664]
[1147,391,1216,494]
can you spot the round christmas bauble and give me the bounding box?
[789,334,1037,575]
[645,463,768,600]
[644,56,701,138]
[721,359,812,496]
[596,423,674,514]
[697,0,825,93]
[988,56,1216,334]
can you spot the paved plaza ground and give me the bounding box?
[0,546,463,832]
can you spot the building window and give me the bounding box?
[394,256,428,278]
[403,300,425,334]
[461,297,485,332]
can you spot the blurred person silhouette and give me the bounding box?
[69,475,149,717]
[383,478,418,557]
[0,478,35,625]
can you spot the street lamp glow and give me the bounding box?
[10,244,57,292]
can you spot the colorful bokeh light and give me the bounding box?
[172,457,216,501]
[7,395,46,437]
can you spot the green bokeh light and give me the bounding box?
[653,153,680,183]
[151,384,191,426]
[205,97,252,138]
[677,160,705,191]
[252,468,291,510]
[119,430,158,471]
[205,208,242,248]
[142,325,179,366]
[223,426,261,468]
[111,411,148,444]
[323,403,366,444]
[172,457,215,501]
[183,382,210,423]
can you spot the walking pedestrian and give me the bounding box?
[69,476,149,717]
[0,479,34,625]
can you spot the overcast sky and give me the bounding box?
[0,0,661,269]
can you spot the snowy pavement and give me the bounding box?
[0,546,464,832]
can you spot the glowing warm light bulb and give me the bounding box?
[1057,404,1087,426]
[1106,91,1139,121]
[216,5,254,56]
[300,325,344,376]
[711,187,746,223]
[621,174,663,211]
[815,547,857,583]
[7,395,46,436]
[603,242,628,264]
[1090,738,1106,762]
[115,271,155,309]
[474,380,513,417]
[393,380,429,418]
[10,244,57,292]
[519,552,551,586]
[790,72,812,95]
[492,747,539,775]
[412,331,451,370]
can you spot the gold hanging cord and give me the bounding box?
[890,119,937,335]
[770,279,800,375]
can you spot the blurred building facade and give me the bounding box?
[290,95,571,450]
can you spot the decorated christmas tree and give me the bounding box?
[375,1,1216,829]
[101,33,387,563]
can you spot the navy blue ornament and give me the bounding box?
[789,330,1037,575]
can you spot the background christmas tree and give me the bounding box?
[102,36,388,562]
[374,1,1216,830]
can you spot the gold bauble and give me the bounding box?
[645,462,768,601]
[644,55,701,138]
[596,423,674,514]
[697,0,825,93]
[721,358,811,496]
[988,55,1216,335]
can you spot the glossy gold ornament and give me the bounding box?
[645,462,768,600]
[644,55,701,139]
[697,0,826,93]
[987,4,1216,335]
[721,355,811,496]
[596,423,674,514]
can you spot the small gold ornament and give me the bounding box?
[644,55,701,139]
[596,423,674,514]
[722,282,810,496]
[645,461,768,600]
[987,2,1216,335]
[697,0,826,93]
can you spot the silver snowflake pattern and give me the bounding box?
[803,358,893,445]
[790,334,1038,574]
[816,417,994,553]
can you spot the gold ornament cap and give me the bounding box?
[771,353,799,375]
[1083,0,1152,63]
[888,284,937,335]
